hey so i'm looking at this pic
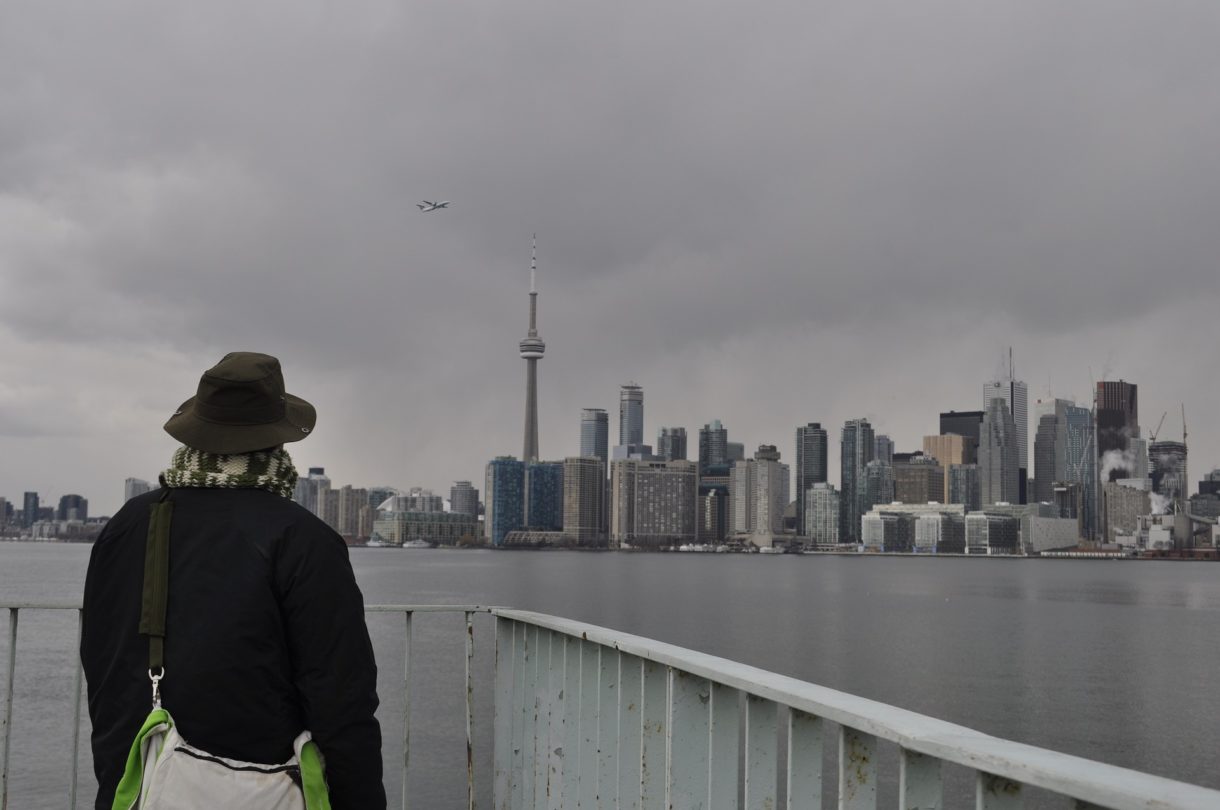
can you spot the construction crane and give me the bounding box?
[1149,411,1167,443]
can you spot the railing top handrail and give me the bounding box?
[493,608,1220,810]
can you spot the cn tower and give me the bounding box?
[519,235,545,462]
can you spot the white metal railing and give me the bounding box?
[5,603,1220,810]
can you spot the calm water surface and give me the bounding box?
[2,542,1219,808]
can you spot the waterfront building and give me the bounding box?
[57,494,88,522]
[893,456,944,504]
[335,485,371,539]
[0,498,7,529]
[22,492,39,529]
[965,512,1021,554]
[1102,480,1151,545]
[939,410,985,442]
[609,459,698,548]
[698,420,729,474]
[1095,380,1139,482]
[1025,516,1080,553]
[563,457,606,546]
[619,383,644,447]
[979,397,1019,505]
[519,237,546,462]
[839,419,875,544]
[485,456,526,547]
[526,461,564,530]
[580,409,609,463]
[373,510,480,546]
[367,487,398,513]
[124,478,152,503]
[983,371,1029,503]
[913,512,966,554]
[449,481,480,518]
[697,488,728,545]
[292,467,330,519]
[861,511,915,552]
[728,446,789,541]
[794,423,829,536]
[1188,492,1220,519]
[863,459,894,512]
[804,483,840,546]
[1149,441,1188,509]
[657,427,688,461]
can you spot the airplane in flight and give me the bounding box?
[417,200,451,212]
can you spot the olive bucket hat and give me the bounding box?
[163,352,317,454]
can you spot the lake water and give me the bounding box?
[2,542,1219,808]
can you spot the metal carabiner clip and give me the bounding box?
[148,668,164,710]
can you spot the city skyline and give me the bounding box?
[3,3,1219,517]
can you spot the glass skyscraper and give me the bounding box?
[580,408,609,463]
[619,383,644,446]
[485,457,525,547]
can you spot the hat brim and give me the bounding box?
[163,393,317,454]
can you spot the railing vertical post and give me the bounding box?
[639,660,667,809]
[521,627,539,809]
[787,710,823,810]
[533,630,552,810]
[575,640,599,808]
[2,607,18,810]
[466,611,475,810]
[494,618,514,810]
[545,631,564,810]
[561,636,580,806]
[510,621,528,810]
[617,654,643,810]
[744,695,778,810]
[837,728,876,810]
[666,669,710,810]
[402,610,413,810]
[597,647,618,809]
[708,682,740,809]
[976,772,1022,810]
[69,608,84,810]
[899,749,941,810]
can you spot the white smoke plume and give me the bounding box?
[1149,492,1172,515]
[1100,449,1138,482]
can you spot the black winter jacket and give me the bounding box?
[81,487,385,809]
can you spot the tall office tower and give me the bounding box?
[979,397,1019,505]
[0,498,7,528]
[519,236,547,462]
[984,364,1029,502]
[923,434,974,504]
[57,494,88,521]
[873,435,894,464]
[1149,441,1188,508]
[580,409,609,463]
[293,467,331,518]
[450,481,480,518]
[563,457,607,546]
[752,445,790,539]
[698,420,729,473]
[22,492,39,528]
[805,483,840,545]
[1095,380,1139,482]
[839,419,875,543]
[726,442,746,462]
[729,457,757,534]
[657,427,688,461]
[1200,469,1220,498]
[940,410,985,440]
[864,460,895,511]
[609,459,698,548]
[485,456,526,547]
[526,461,564,530]
[794,423,829,535]
[948,464,981,511]
[124,478,152,503]
[1033,407,1060,505]
[893,457,943,504]
[619,383,644,446]
[336,485,370,537]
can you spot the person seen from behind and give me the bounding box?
[81,352,386,808]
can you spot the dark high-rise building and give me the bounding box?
[983,371,1029,503]
[580,408,609,463]
[794,423,829,535]
[619,384,644,447]
[979,397,1019,505]
[893,457,943,504]
[873,435,894,465]
[698,420,729,474]
[840,419,875,543]
[940,411,985,441]
[1095,380,1139,482]
[526,461,564,530]
[22,492,39,529]
[57,494,88,522]
[484,457,526,547]
[657,427,688,461]
[519,237,546,462]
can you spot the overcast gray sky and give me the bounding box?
[2,1,1217,516]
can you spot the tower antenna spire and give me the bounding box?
[530,233,537,294]
[519,233,546,461]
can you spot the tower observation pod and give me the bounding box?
[520,235,545,461]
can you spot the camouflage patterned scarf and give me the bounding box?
[160,446,298,499]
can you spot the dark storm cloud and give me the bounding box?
[2,0,1218,512]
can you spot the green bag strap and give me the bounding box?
[110,708,173,810]
[138,489,173,702]
[298,740,333,810]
